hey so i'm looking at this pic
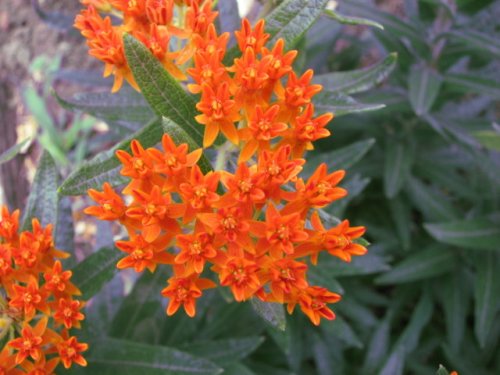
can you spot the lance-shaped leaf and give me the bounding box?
[224,0,329,62]
[123,34,204,145]
[58,117,161,195]
[181,337,264,366]
[473,130,500,151]
[384,140,414,198]
[446,29,500,59]
[71,248,123,300]
[444,73,500,99]
[313,91,385,117]
[22,151,59,231]
[55,89,155,131]
[314,53,397,95]
[307,138,376,173]
[0,138,31,165]
[324,8,384,29]
[408,64,442,116]
[474,253,500,348]
[79,338,223,375]
[424,217,500,250]
[250,299,286,331]
[436,365,451,375]
[375,245,455,285]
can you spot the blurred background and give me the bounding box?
[0,0,499,374]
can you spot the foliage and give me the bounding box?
[0,0,498,374]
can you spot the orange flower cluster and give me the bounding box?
[82,1,367,325]
[75,0,219,92]
[0,207,87,374]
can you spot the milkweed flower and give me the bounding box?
[0,206,87,373]
[82,1,368,326]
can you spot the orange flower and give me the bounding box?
[0,206,19,242]
[116,234,174,272]
[297,287,341,326]
[9,277,48,321]
[218,257,261,302]
[235,19,269,53]
[57,336,88,369]
[161,274,215,317]
[268,258,308,302]
[85,182,126,221]
[9,318,49,364]
[43,260,80,295]
[195,82,241,147]
[179,166,220,222]
[281,69,322,108]
[262,38,297,81]
[218,163,265,208]
[175,231,217,274]
[53,299,85,329]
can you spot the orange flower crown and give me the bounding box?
[0,206,87,374]
[80,0,368,325]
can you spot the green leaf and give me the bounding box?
[182,337,264,366]
[446,29,500,59]
[313,53,397,95]
[71,248,122,300]
[250,299,286,331]
[318,250,390,277]
[375,245,455,285]
[472,130,500,151]
[110,269,168,340]
[442,271,468,352]
[58,117,162,195]
[123,34,203,145]
[378,345,405,375]
[55,89,155,131]
[81,338,222,375]
[162,117,212,173]
[384,140,414,198]
[405,177,460,221]
[322,315,363,348]
[444,73,500,99]
[21,151,59,231]
[222,363,256,375]
[324,8,384,29]
[0,138,31,165]
[262,0,330,48]
[424,217,500,250]
[474,253,500,348]
[308,138,376,172]
[388,197,411,251]
[362,314,391,373]
[313,91,385,116]
[408,64,442,116]
[396,292,433,353]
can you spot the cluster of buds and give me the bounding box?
[75,0,220,92]
[0,207,87,374]
[81,0,368,325]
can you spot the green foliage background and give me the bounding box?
[2,0,499,374]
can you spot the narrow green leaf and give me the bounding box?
[362,314,391,373]
[322,316,363,348]
[378,345,405,375]
[474,253,500,348]
[21,151,59,231]
[405,177,460,221]
[110,269,168,339]
[162,117,212,173]
[396,292,433,353]
[55,89,155,131]
[123,34,204,145]
[308,138,376,172]
[0,138,31,165]
[408,64,442,116]
[313,91,385,116]
[388,197,411,251]
[384,141,413,198]
[324,8,384,29]
[250,299,286,331]
[222,363,256,375]
[181,337,264,366]
[71,248,122,300]
[314,53,397,95]
[318,251,390,277]
[445,73,500,99]
[262,0,330,48]
[424,217,500,250]
[442,271,468,352]
[472,130,500,151]
[58,117,162,195]
[446,29,500,59]
[375,245,455,285]
[82,338,223,375]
